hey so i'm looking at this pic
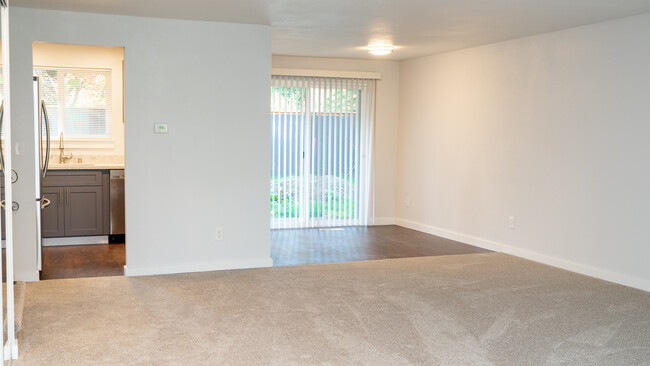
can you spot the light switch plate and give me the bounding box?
[14,142,24,156]
[154,123,168,134]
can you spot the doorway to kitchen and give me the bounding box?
[33,42,125,280]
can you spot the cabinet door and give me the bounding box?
[65,186,103,237]
[42,187,66,238]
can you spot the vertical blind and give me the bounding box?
[271,75,375,229]
[34,67,112,138]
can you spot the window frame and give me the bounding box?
[34,66,113,145]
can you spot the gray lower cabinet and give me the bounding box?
[41,187,65,237]
[64,186,104,236]
[42,170,109,238]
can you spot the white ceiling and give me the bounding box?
[12,0,650,60]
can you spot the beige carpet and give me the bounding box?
[3,281,26,335]
[10,253,650,365]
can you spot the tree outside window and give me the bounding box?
[35,67,112,139]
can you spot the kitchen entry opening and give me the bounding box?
[33,42,126,280]
[270,75,376,229]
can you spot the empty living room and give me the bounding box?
[1,0,650,365]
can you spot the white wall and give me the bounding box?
[272,56,400,224]
[11,8,272,279]
[397,13,650,290]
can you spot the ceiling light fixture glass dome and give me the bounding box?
[367,44,394,55]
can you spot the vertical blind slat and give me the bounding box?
[288,76,294,228]
[335,80,341,226]
[345,78,351,226]
[336,78,341,226]
[300,76,307,228]
[310,81,316,227]
[319,79,324,227]
[270,80,274,229]
[326,80,331,227]
[354,81,361,226]
[282,76,288,228]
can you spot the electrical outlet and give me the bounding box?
[216,228,224,241]
[508,216,516,229]
[405,196,410,207]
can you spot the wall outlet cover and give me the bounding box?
[216,228,224,241]
[508,216,516,229]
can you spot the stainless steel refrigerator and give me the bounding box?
[33,76,51,271]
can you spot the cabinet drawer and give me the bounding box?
[42,170,104,187]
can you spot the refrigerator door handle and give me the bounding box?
[42,100,51,178]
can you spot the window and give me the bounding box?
[34,67,112,139]
[270,75,376,229]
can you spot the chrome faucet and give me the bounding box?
[59,132,73,164]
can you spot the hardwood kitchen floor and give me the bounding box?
[4,226,489,281]
[40,243,126,280]
[271,225,491,266]
[3,244,125,281]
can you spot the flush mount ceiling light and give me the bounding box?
[367,44,394,56]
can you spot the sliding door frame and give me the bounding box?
[271,74,376,230]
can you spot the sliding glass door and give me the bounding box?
[271,76,375,229]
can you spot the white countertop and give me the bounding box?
[48,164,125,170]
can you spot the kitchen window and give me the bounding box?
[34,67,112,139]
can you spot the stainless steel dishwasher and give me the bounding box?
[109,169,125,243]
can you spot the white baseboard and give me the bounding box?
[43,236,109,247]
[395,218,650,292]
[372,217,396,226]
[124,257,274,277]
[395,218,503,252]
[15,270,40,282]
[500,244,650,292]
